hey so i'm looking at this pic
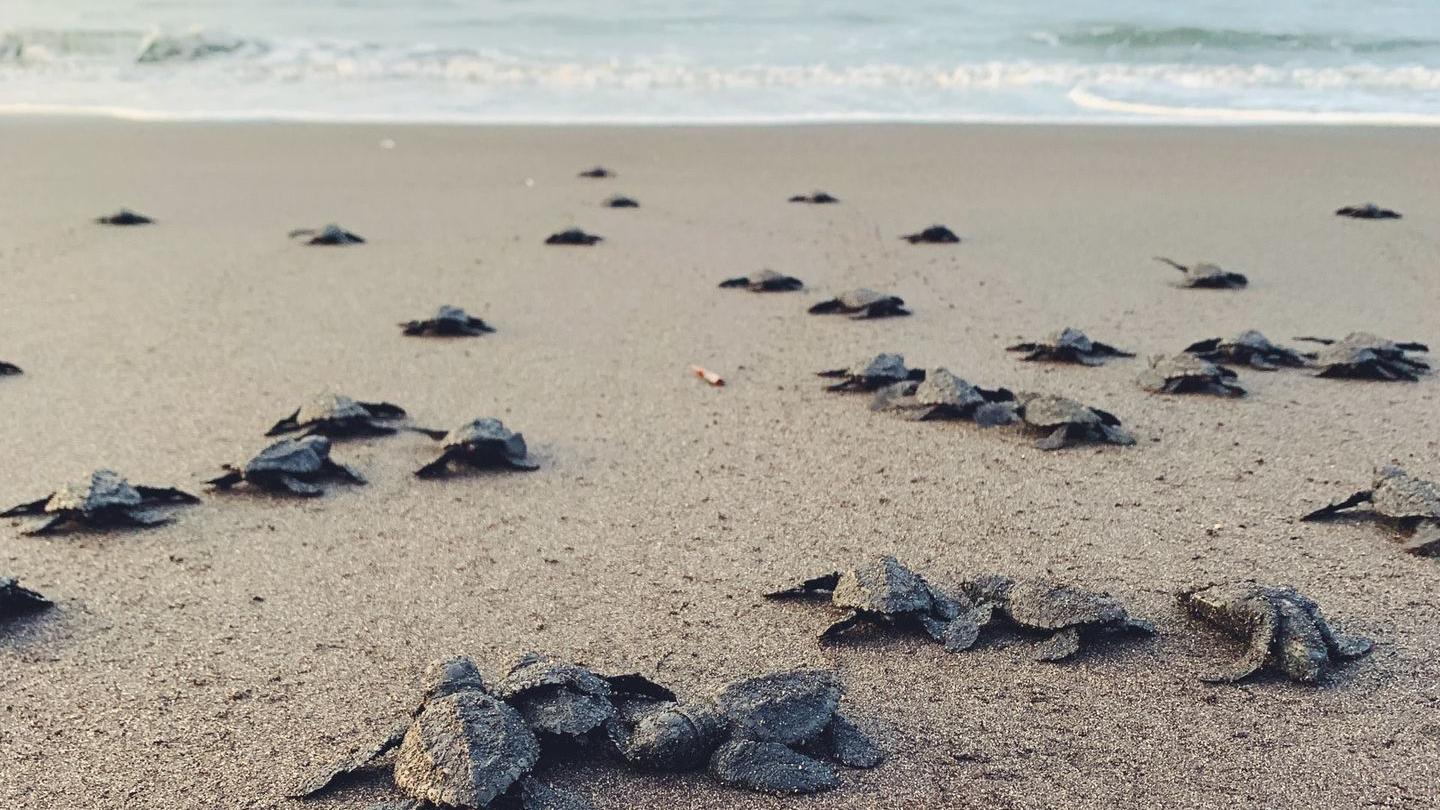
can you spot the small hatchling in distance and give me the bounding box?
[959,575,1155,661]
[899,225,960,244]
[717,269,803,292]
[1183,330,1313,370]
[1007,327,1135,366]
[545,228,603,246]
[1180,583,1372,683]
[0,361,20,376]
[292,656,585,809]
[603,195,639,208]
[869,367,1015,422]
[96,208,153,225]
[400,305,496,337]
[1336,203,1400,220]
[1154,256,1247,289]
[807,288,910,318]
[578,166,614,178]
[1,470,199,535]
[289,224,365,245]
[1301,465,1440,555]
[1295,332,1430,381]
[267,392,410,438]
[1013,393,1135,450]
[788,191,839,204]
[817,353,924,392]
[206,436,365,497]
[1137,353,1246,396]
[2,577,52,621]
[493,652,675,743]
[413,418,539,478]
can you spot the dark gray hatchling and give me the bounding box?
[1335,203,1400,220]
[493,653,675,744]
[206,436,365,497]
[1180,583,1372,683]
[96,208,153,225]
[1,576,52,621]
[766,556,989,652]
[717,269,803,292]
[292,656,586,809]
[578,167,613,178]
[1,470,199,535]
[1295,332,1430,381]
[0,361,20,376]
[807,288,910,318]
[1013,393,1134,450]
[413,419,539,478]
[267,392,410,438]
[603,195,638,208]
[900,225,960,244]
[960,575,1155,661]
[1154,256,1247,289]
[290,224,365,245]
[545,228,603,246]
[869,368,1015,422]
[401,306,495,337]
[1301,465,1440,556]
[788,191,839,204]
[1137,353,1245,396]
[1183,330,1313,370]
[817,353,924,392]
[1007,327,1134,366]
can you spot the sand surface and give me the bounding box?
[1,120,1438,809]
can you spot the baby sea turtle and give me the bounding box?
[206,436,365,497]
[960,575,1155,661]
[413,419,539,478]
[401,306,496,337]
[1154,257,1247,289]
[767,556,988,652]
[1183,330,1313,370]
[1,361,20,376]
[266,393,409,438]
[1137,354,1246,397]
[869,368,1015,422]
[545,228,603,246]
[294,656,581,809]
[717,269,803,292]
[289,224,365,245]
[788,192,839,204]
[603,195,638,208]
[578,167,614,178]
[96,208,153,226]
[1006,327,1135,366]
[817,353,924,392]
[900,225,960,244]
[1335,203,1400,220]
[1301,465,1440,555]
[1,470,199,535]
[1295,333,1430,381]
[807,288,910,319]
[1180,583,1372,683]
[494,653,674,743]
[1,576,51,620]
[1013,393,1134,450]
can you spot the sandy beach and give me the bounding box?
[1,120,1438,809]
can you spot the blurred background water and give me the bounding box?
[3,0,1439,123]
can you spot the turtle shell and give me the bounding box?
[1018,394,1104,429]
[976,577,1132,631]
[445,419,532,461]
[1370,467,1440,520]
[392,690,540,808]
[913,369,990,411]
[245,436,334,476]
[45,470,144,514]
[830,556,937,616]
[713,670,841,746]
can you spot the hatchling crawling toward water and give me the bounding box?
[1180,583,1372,683]
[1007,327,1134,366]
[960,575,1155,661]
[1335,203,1400,220]
[96,208,153,226]
[717,269,803,292]
[1183,330,1313,370]
[807,288,910,318]
[578,166,614,178]
[290,224,365,245]
[817,353,924,392]
[1154,257,1247,289]
[267,392,411,438]
[413,419,538,478]
[869,368,1014,422]
[788,191,839,204]
[1295,332,1430,381]
[1,576,52,620]
[1137,353,1246,396]
[545,228,603,246]
[1,470,199,535]
[206,436,365,497]
[401,306,496,337]
[1013,393,1135,450]
[1,361,20,376]
[900,225,960,244]
[603,195,638,208]
[1302,465,1440,555]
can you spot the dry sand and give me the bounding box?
[1,120,1438,809]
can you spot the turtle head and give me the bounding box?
[419,656,487,704]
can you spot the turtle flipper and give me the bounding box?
[266,408,302,436]
[23,514,72,536]
[764,572,840,599]
[807,299,843,314]
[812,713,885,769]
[135,486,202,505]
[817,610,863,642]
[278,476,324,497]
[1153,256,1187,273]
[1,497,51,517]
[718,276,750,288]
[1401,522,1440,556]
[1032,627,1082,662]
[1034,425,1071,451]
[708,738,839,795]
[1200,603,1278,683]
[289,720,409,798]
[329,463,367,485]
[1300,490,1372,521]
[519,778,593,810]
[120,510,170,528]
[414,452,455,479]
[358,401,406,420]
[205,470,245,490]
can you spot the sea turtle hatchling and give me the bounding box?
[493,653,675,742]
[1180,583,1373,683]
[578,167,614,178]
[900,225,960,244]
[1301,465,1440,555]
[603,195,639,208]
[1013,393,1135,450]
[292,656,585,809]
[545,228,603,246]
[1183,330,1313,370]
[266,392,410,438]
[807,288,910,318]
[2,576,52,620]
[1,361,20,376]
[1295,333,1430,381]
[1335,203,1400,220]
[1,470,199,535]
[717,269,803,292]
[413,419,539,478]
[960,575,1155,661]
[1006,327,1135,366]
[289,224,365,245]
[401,305,496,337]
[205,436,365,497]
[96,208,153,226]
[869,368,1015,422]
[817,353,924,392]
[766,556,989,652]
[1137,353,1246,396]
[788,192,839,204]
[1154,257,1248,289]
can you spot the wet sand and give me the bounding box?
[1,120,1438,809]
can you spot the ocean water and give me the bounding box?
[2,1,1440,124]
